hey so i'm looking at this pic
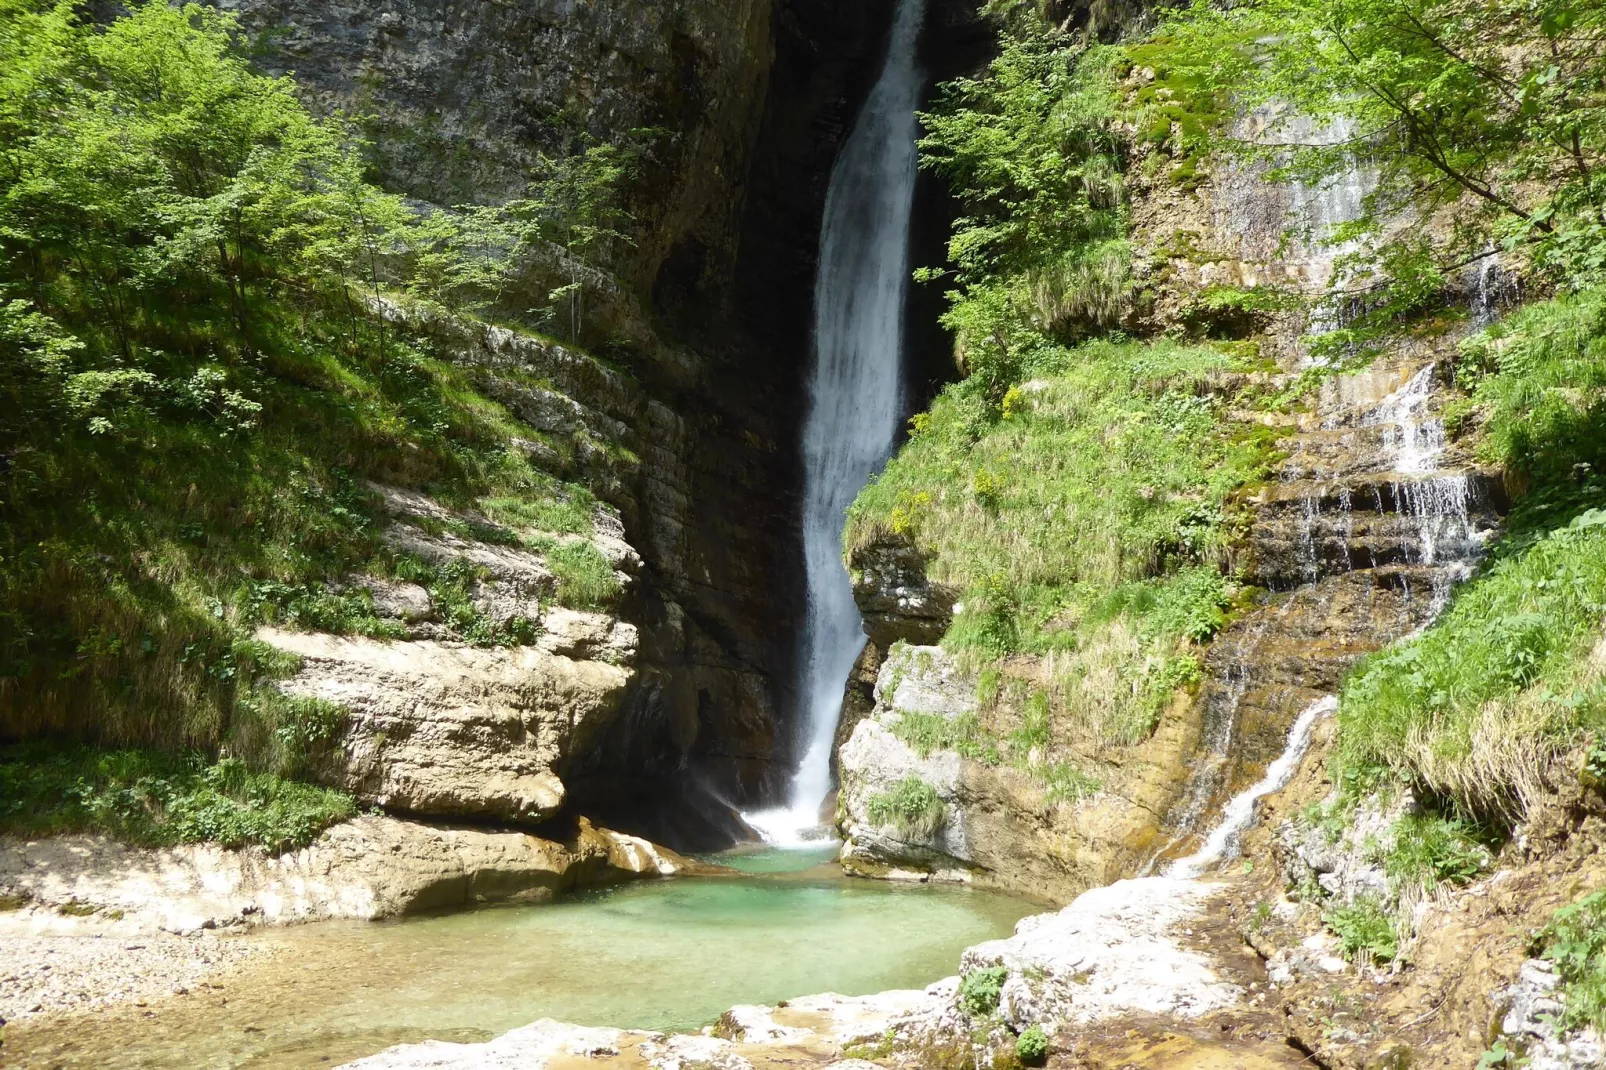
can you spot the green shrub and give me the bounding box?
[866,776,947,840]
[241,581,407,640]
[1015,1024,1049,1066]
[1384,812,1493,896]
[0,0,631,783]
[1323,897,1399,965]
[1540,889,1606,1032]
[0,741,354,852]
[960,965,1010,1017]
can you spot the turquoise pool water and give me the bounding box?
[11,848,1033,1069]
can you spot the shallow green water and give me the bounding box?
[14,849,1033,1069]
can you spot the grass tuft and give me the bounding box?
[865,775,948,840]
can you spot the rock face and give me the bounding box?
[219,0,775,287]
[849,537,956,649]
[836,644,1201,904]
[264,628,631,825]
[0,816,690,935]
[206,0,937,846]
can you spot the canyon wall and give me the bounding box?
[207,0,938,846]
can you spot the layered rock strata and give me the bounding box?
[203,0,944,843]
[0,816,690,934]
[836,644,1204,904]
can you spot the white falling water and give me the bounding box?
[1368,364,1446,475]
[1363,363,1482,570]
[1167,696,1338,879]
[745,0,927,846]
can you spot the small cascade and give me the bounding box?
[746,0,928,845]
[1153,359,1503,864]
[1142,611,1282,872]
[1471,255,1521,328]
[1167,696,1338,879]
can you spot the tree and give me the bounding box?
[918,30,1128,391]
[1151,0,1606,291]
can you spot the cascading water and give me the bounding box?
[1167,695,1338,879]
[746,0,928,845]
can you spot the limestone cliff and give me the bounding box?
[199,0,922,846]
[837,40,1510,897]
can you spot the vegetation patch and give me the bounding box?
[1540,889,1606,1032]
[891,710,999,763]
[959,965,1010,1017]
[1323,896,1399,965]
[1382,811,1494,899]
[1335,291,1606,819]
[1015,1023,1049,1066]
[527,536,622,610]
[0,741,354,852]
[866,775,947,840]
[0,0,639,787]
[850,338,1271,750]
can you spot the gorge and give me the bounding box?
[3,1,1606,1069]
[751,0,925,843]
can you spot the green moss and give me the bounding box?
[841,1029,896,1062]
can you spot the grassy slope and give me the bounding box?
[849,339,1276,751]
[1337,290,1606,817]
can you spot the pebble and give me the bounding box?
[0,918,258,1023]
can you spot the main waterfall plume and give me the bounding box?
[748,0,927,844]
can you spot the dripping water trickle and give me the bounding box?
[1167,695,1338,879]
[745,0,928,846]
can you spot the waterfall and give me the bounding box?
[1167,696,1338,879]
[746,0,927,845]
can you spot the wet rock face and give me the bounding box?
[850,537,956,649]
[1150,357,1507,866]
[835,645,1192,904]
[212,0,926,846]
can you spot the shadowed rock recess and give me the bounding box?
[202,0,990,848]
